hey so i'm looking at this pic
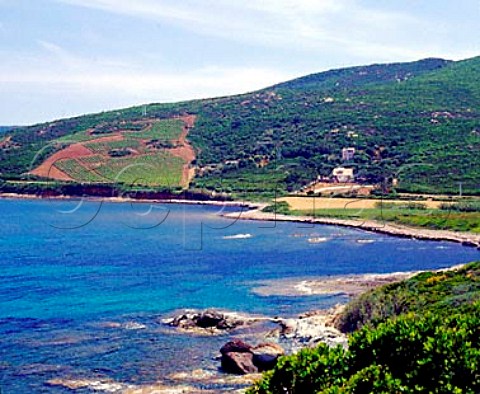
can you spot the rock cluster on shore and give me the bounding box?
[274,309,347,351]
[163,307,348,375]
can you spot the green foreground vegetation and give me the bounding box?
[249,263,480,394]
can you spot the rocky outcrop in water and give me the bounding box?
[163,309,264,335]
[220,339,285,375]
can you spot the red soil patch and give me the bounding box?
[31,135,128,181]
[30,143,95,181]
[0,136,12,149]
[178,114,196,129]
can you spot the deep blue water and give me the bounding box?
[0,199,478,393]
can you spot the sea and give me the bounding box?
[0,199,478,393]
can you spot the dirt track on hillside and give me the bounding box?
[168,115,196,187]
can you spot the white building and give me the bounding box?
[332,167,355,183]
[342,147,356,161]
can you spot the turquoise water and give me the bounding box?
[0,199,478,392]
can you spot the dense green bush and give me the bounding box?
[336,262,480,333]
[262,201,291,214]
[249,263,480,394]
[374,201,427,210]
[249,306,480,394]
[440,202,480,212]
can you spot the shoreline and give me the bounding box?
[44,264,471,394]
[0,192,259,209]
[224,209,480,249]
[1,192,479,249]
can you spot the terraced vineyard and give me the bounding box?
[94,153,184,187]
[55,152,184,187]
[24,117,193,188]
[85,138,142,154]
[55,159,106,183]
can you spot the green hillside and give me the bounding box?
[0,126,15,133]
[0,56,479,197]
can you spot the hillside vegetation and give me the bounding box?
[0,57,479,196]
[248,262,480,394]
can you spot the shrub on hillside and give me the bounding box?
[248,307,480,394]
[440,202,480,213]
[335,262,480,333]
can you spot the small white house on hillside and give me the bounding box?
[332,167,355,183]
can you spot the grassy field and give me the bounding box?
[279,196,448,210]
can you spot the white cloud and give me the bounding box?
[3,0,477,124]
[0,63,292,124]
[2,35,295,123]
[54,0,432,61]
[2,38,290,97]
[0,62,290,101]
[49,0,479,65]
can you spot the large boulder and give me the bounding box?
[220,339,253,355]
[251,343,285,371]
[220,340,284,374]
[195,310,225,328]
[221,352,258,375]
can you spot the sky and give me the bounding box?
[0,0,479,125]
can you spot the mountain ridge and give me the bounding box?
[1,56,479,196]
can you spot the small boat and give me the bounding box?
[222,233,253,240]
[308,237,328,244]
